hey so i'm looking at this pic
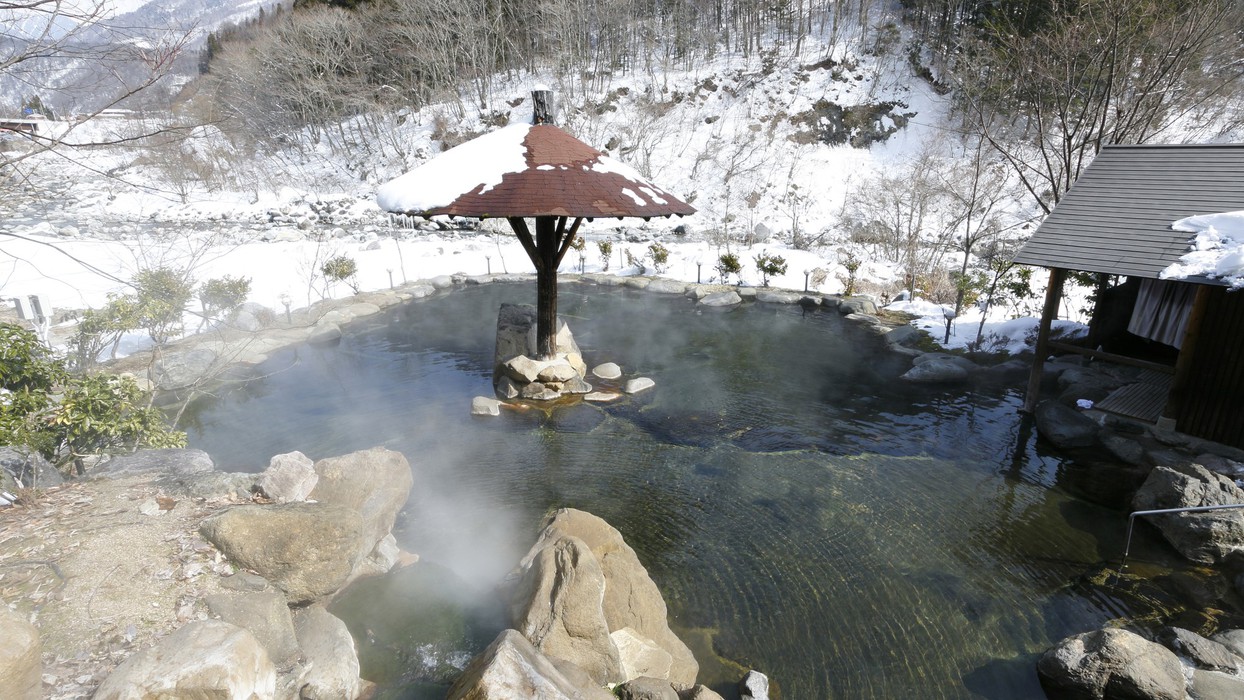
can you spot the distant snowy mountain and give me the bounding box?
[0,0,284,114]
[103,0,278,42]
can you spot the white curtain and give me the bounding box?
[1127,278,1196,349]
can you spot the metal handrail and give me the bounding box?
[1116,504,1244,579]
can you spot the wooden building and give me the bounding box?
[1016,144,1244,449]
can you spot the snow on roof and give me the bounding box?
[1160,210,1244,288]
[376,123,531,214]
[376,123,694,219]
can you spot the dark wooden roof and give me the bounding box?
[382,124,694,220]
[1014,144,1244,282]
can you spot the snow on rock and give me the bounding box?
[1160,210,1244,287]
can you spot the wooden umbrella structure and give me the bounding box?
[377,91,694,360]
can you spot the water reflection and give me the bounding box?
[182,283,1222,698]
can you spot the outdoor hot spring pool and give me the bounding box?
[180,282,1210,699]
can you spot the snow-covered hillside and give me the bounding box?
[5,10,1203,358]
[0,0,285,113]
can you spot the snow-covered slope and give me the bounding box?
[0,0,284,113]
[2,19,1089,356]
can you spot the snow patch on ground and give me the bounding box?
[887,298,1086,354]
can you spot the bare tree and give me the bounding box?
[936,136,1022,340]
[1,0,193,209]
[958,0,1244,214]
[840,149,966,297]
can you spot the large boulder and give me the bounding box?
[1212,629,1244,658]
[680,686,727,700]
[754,291,801,304]
[1156,627,1241,674]
[1132,463,1244,564]
[612,628,673,681]
[91,448,214,479]
[0,607,41,700]
[229,302,276,332]
[153,347,220,390]
[1192,669,1244,699]
[838,297,877,315]
[292,605,363,700]
[256,451,318,503]
[494,304,581,371]
[205,591,301,668]
[1034,400,1100,449]
[698,291,742,308]
[447,629,614,700]
[912,353,976,371]
[616,676,680,700]
[93,620,276,700]
[647,279,689,295]
[900,359,970,384]
[0,446,62,489]
[1037,628,1185,700]
[509,535,623,685]
[200,502,366,603]
[530,509,698,687]
[1058,367,1126,405]
[309,447,413,556]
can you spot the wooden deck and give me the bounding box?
[1095,370,1172,423]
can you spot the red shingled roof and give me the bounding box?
[393,124,694,219]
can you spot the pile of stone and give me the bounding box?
[1040,626,1244,699]
[1036,458,1244,699]
[473,304,656,415]
[53,446,413,699]
[448,508,731,699]
[492,303,592,402]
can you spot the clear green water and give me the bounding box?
[182,283,1204,698]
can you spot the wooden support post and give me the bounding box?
[554,217,584,267]
[507,215,563,361]
[1163,284,1210,425]
[1022,267,1067,414]
[535,215,559,360]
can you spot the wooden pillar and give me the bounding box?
[535,215,559,360]
[1022,267,1067,413]
[1162,284,1210,425]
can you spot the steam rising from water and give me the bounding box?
[182,283,1206,697]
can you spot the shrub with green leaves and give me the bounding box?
[322,255,360,293]
[838,249,862,296]
[648,242,670,273]
[199,275,252,320]
[52,374,186,471]
[715,253,742,283]
[754,252,787,287]
[68,295,139,371]
[1,323,185,473]
[1,324,65,457]
[597,241,613,271]
[132,267,195,345]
